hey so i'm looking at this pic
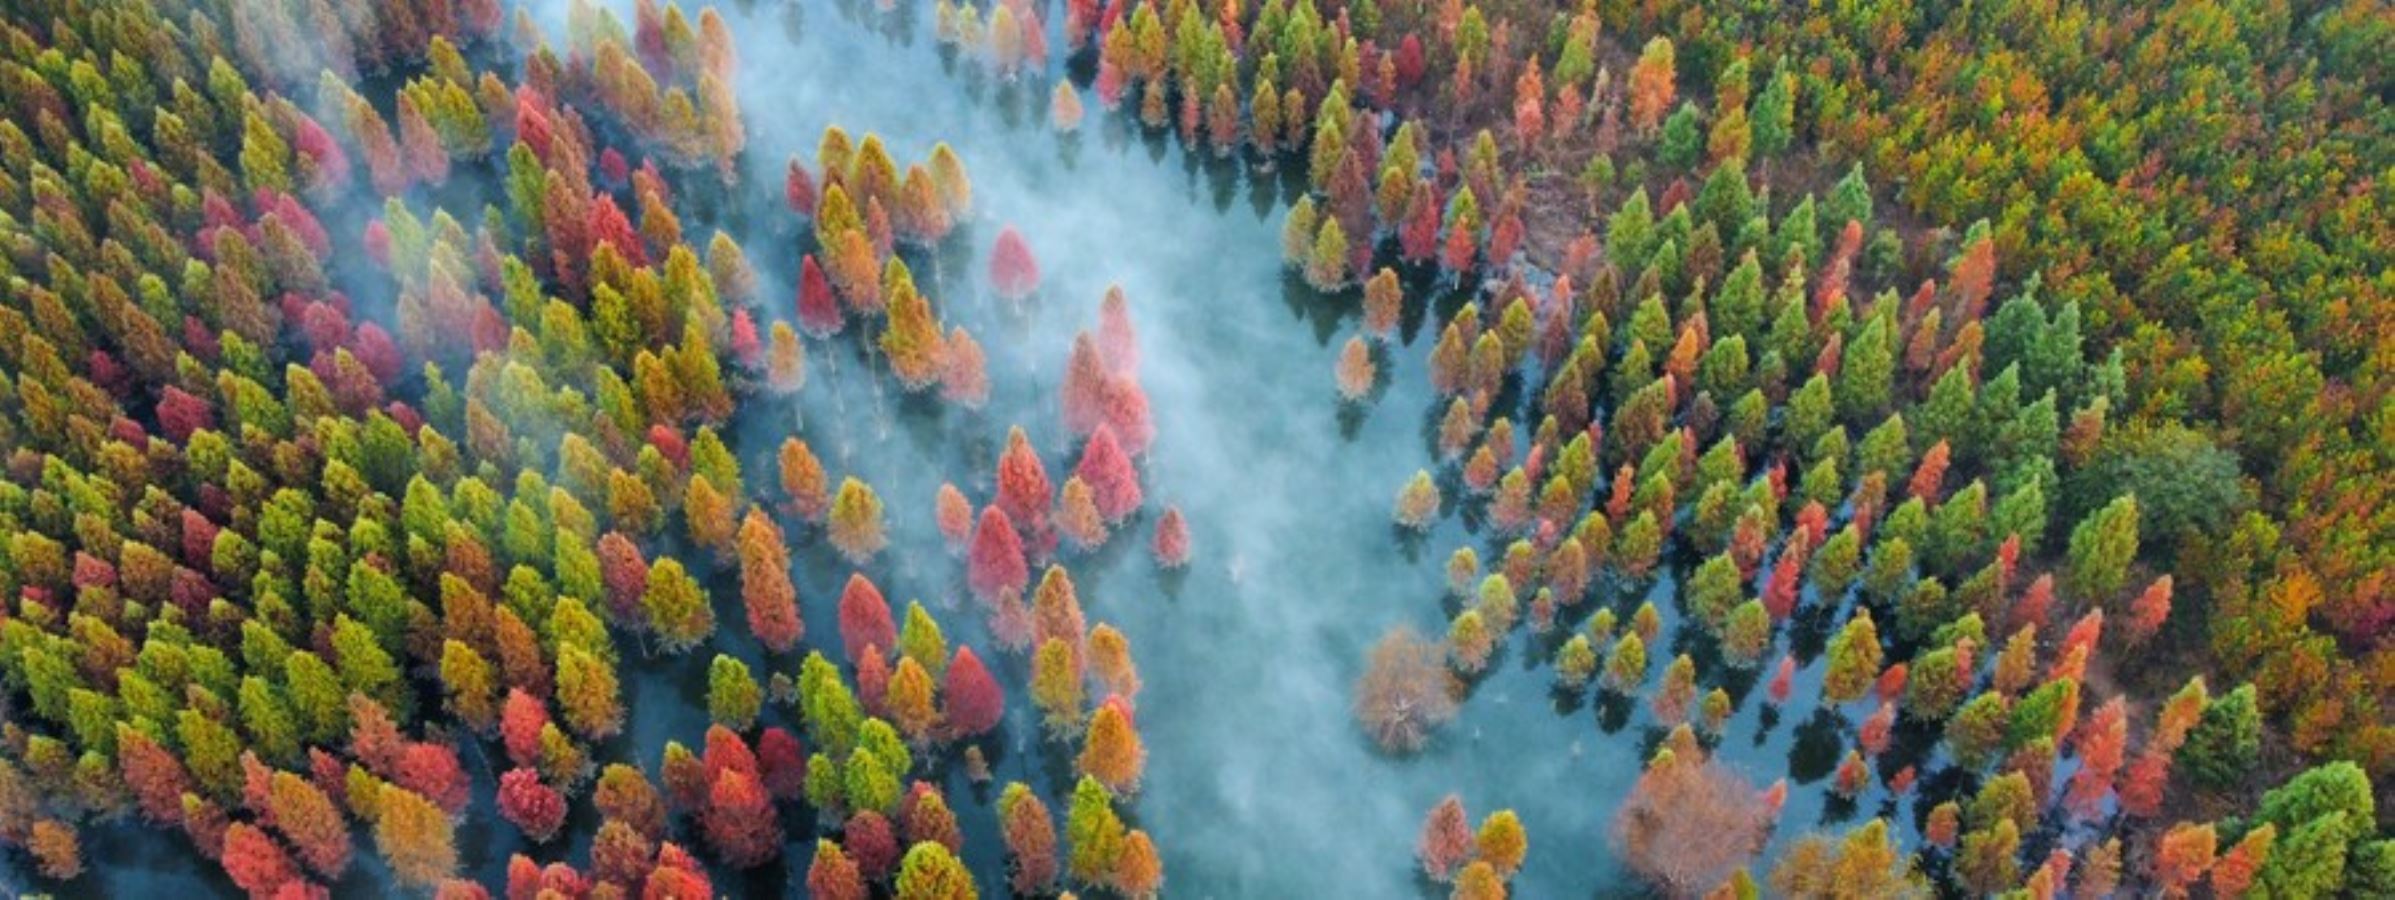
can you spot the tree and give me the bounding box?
[2182,683,2261,789]
[1395,470,1442,530]
[1337,336,1377,401]
[1355,627,1459,752]
[1065,776,1126,885]
[643,557,714,652]
[2068,423,2246,546]
[1955,819,2022,895]
[887,657,941,745]
[895,841,974,900]
[944,646,1005,739]
[1051,81,1085,130]
[1420,795,1475,882]
[1079,697,1145,794]
[758,728,806,801]
[1476,809,1528,877]
[1659,103,1703,169]
[1305,217,1352,290]
[2066,697,2128,820]
[2152,822,2217,897]
[829,478,888,564]
[497,768,566,843]
[2064,494,2139,602]
[1453,860,1506,900]
[942,326,990,408]
[738,509,802,651]
[798,254,844,337]
[2127,575,2173,643]
[1152,506,1191,569]
[997,428,1056,559]
[1822,610,1884,703]
[221,822,302,897]
[1032,638,1086,737]
[844,811,900,880]
[1767,819,1915,898]
[2211,823,2276,898]
[1058,476,1109,550]
[708,655,762,730]
[1114,829,1163,897]
[989,227,1040,302]
[833,572,897,664]
[965,505,1031,603]
[999,782,1060,894]
[1076,425,1142,524]
[374,783,456,889]
[1628,38,1677,131]
[808,839,868,900]
[881,270,948,390]
[703,768,781,868]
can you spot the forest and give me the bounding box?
[0,0,2384,897]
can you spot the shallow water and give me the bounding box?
[8,3,1930,897]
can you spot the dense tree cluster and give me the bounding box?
[0,0,1185,895]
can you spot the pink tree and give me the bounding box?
[1074,425,1143,524]
[988,226,1041,302]
[968,506,1031,602]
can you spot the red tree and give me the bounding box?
[2065,697,2128,821]
[988,226,1040,302]
[757,727,806,801]
[996,428,1056,560]
[797,254,843,338]
[944,646,1005,738]
[856,644,891,718]
[1075,424,1143,524]
[2127,576,2172,643]
[808,840,867,900]
[1768,655,1796,703]
[837,573,897,664]
[937,484,974,552]
[968,506,1030,602]
[1909,441,1951,500]
[998,785,1059,894]
[786,158,818,216]
[596,532,649,626]
[498,768,567,843]
[118,728,192,824]
[702,769,781,868]
[843,810,899,880]
[501,689,549,768]
[1099,373,1156,455]
[646,842,712,897]
[901,781,964,851]
[157,386,214,441]
[222,822,305,898]
[394,742,470,816]
[1152,506,1191,570]
[1419,794,1473,882]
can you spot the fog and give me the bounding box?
[676,2,1660,894]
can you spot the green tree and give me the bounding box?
[1822,610,1884,704]
[2181,683,2261,789]
[1658,103,1703,169]
[2064,494,2139,601]
[1066,775,1126,885]
[708,655,761,730]
[643,557,714,652]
